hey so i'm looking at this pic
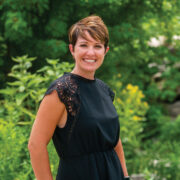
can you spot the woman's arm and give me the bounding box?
[114,138,129,177]
[28,90,66,180]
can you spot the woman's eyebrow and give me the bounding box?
[79,41,102,45]
[78,41,88,44]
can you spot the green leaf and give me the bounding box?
[46,58,59,65]
[19,107,35,119]
[15,93,28,105]
[7,81,22,86]
[19,86,25,92]
[16,121,32,125]
[0,88,16,95]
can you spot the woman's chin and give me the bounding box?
[87,66,98,71]
[79,65,96,72]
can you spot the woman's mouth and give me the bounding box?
[83,59,96,63]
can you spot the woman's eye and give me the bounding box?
[80,44,87,47]
[95,45,102,48]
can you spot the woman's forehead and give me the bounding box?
[77,31,102,44]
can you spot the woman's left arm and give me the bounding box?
[114,138,129,177]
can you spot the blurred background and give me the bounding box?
[0,0,180,179]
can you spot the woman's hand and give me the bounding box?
[124,176,130,180]
[28,90,66,180]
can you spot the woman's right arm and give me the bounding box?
[28,90,66,180]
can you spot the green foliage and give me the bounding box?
[36,39,68,59]
[130,115,180,180]
[150,115,180,180]
[0,55,73,179]
[133,140,180,180]
[160,115,180,142]
[0,35,7,58]
[109,74,149,173]
[115,81,149,147]
[0,122,33,180]
[4,11,32,43]
[0,34,7,86]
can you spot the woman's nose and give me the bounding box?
[86,47,95,56]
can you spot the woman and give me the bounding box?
[28,15,130,180]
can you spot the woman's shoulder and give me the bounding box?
[45,72,80,98]
[96,78,115,102]
[96,78,110,90]
[50,72,69,84]
[48,72,78,89]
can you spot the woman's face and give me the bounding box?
[69,31,109,74]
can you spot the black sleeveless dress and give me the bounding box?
[44,72,125,180]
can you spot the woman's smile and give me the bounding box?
[83,58,96,63]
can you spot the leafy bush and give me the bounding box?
[0,122,33,179]
[0,55,73,179]
[109,74,149,174]
[131,115,180,180]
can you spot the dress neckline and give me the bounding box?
[64,72,96,82]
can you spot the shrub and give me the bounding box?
[109,74,149,174]
[0,55,73,179]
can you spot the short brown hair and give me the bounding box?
[68,15,109,49]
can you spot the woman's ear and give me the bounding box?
[105,46,109,54]
[69,44,74,56]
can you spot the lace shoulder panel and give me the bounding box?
[96,79,115,102]
[43,74,80,117]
